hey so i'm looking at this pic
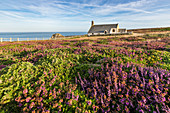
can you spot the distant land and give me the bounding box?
[127,27,170,33]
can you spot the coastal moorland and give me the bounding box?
[0,28,169,112]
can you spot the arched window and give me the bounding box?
[104,30,108,34]
[112,29,115,32]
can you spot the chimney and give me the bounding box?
[91,20,94,26]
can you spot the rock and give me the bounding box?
[50,33,65,40]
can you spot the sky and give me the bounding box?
[0,0,170,32]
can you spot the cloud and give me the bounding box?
[0,10,24,19]
[0,0,169,32]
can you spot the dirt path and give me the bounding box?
[65,33,144,41]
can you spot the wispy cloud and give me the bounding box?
[0,10,25,19]
[0,0,169,32]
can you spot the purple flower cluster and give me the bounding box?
[77,62,170,112]
[0,65,6,70]
[14,73,92,112]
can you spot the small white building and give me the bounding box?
[88,21,127,36]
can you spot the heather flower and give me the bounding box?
[66,80,69,85]
[66,93,71,99]
[44,110,50,113]
[23,88,28,94]
[26,97,31,102]
[48,69,52,74]
[93,88,97,97]
[59,99,63,103]
[40,102,44,108]
[23,107,28,111]
[43,71,47,75]
[86,100,92,106]
[162,97,166,102]
[126,101,129,105]
[156,105,160,113]
[18,103,22,107]
[15,96,21,102]
[54,75,57,78]
[40,97,43,102]
[53,103,58,108]
[29,102,35,109]
[53,92,56,99]
[101,95,104,104]
[138,101,143,107]
[117,104,121,111]
[47,89,51,95]
[125,106,129,112]
[67,99,73,106]
[75,95,79,101]
[139,109,144,113]
[142,96,146,103]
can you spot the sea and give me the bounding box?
[0,32,87,42]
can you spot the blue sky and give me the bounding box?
[0,0,170,32]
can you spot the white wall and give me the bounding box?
[110,28,119,33]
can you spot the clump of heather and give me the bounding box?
[0,61,95,112]
[77,62,170,112]
[0,65,6,70]
[15,77,95,113]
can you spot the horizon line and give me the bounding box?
[1,26,170,33]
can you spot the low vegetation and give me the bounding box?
[128,27,170,33]
[0,34,169,112]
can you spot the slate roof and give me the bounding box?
[88,24,118,33]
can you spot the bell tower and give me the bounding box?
[91,20,94,26]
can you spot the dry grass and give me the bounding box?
[64,29,170,41]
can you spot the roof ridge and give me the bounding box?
[94,24,118,26]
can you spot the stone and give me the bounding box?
[50,33,64,40]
